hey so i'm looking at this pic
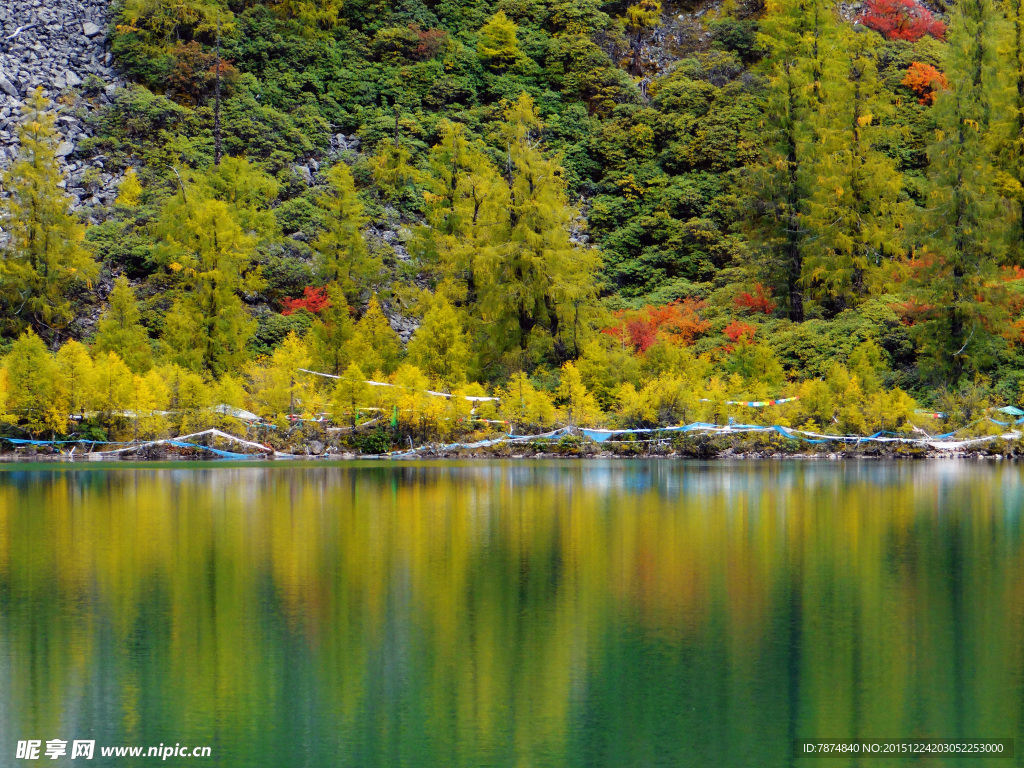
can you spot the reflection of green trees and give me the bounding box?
[0,463,1022,767]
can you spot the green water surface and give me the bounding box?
[0,460,1022,766]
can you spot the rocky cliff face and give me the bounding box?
[0,0,124,207]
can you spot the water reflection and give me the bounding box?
[0,460,1021,767]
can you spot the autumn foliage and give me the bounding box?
[861,0,946,42]
[723,320,756,343]
[891,298,935,326]
[166,42,240,103]
[902,62,948,105]
[603,299,710,352]
[410,25,448,60]
[282,287,331,315]
[734,283,777,315]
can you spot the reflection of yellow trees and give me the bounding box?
[1,463,1023,766]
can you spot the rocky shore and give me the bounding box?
[3,432,1023,462]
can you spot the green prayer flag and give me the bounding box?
[996,405,1024,417]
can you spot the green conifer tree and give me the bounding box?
[555,361,602,427]
[992,0,1024,264]
[477,11,521,70]
[308,283,356,376]
[749,0,835,322]
[55,340,95,418]
[95,276,153,373]
[370,141,419,203]
[153,177,259,376]
[422,121,509,311]
[92,351,134,425]
[482,94,601,361]
[312,164,379,303]
[917,0,1004,382]
[0,89,98,335]
[350,297,403,376]
[331,362,370,427]
[804,27,907,301]
[407,299,472,387]
[3,329,62,435]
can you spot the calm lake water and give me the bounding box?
[1,460,1022,767]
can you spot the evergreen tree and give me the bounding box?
[117,169,143,208]
[255,332,310,421]
[95,276,153,373]
[992,0,1024,264]
[350,297,403,376]
[407,299,471,387]
[0,89,97,335]
[308,283,356,376]
[153,176,259,376]
[206,157,281,237]
[273,0,343,32]
[119,0,228,45]
[749,0,835,321]
[55,340,95,418]
[331,362,370,427]
[497,372,555,430]
[917,0,1004,382]
[477,11,521,69]
[161,300,206,372]
[555,361,602,426]
[482,94,600,361]
[370,140,419,203]
[804,27,907,301]
[3,330,62,435]
[92,352,134,424]
[312,164,379,302]
[422,121,509,311]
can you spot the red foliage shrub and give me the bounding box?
[1000,266,1024,282]
[603,299,710,352]
[723,320,756,343]
[411,25,448,60]
[861,0,946,42]
[625,318,659,352]
[902,62,948,105]
[166,41,240,104]
[282,287,331,315]
[734,283,777,315]
[890,298,935,327]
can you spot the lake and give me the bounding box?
[0,460,1021,766]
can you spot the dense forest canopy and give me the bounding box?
[2,0,1024,443]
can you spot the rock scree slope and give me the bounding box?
[0,0,123,207]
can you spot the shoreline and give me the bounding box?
[2,433,1022,463]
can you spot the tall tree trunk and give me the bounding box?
[850,61,866,296]
[784,63,804,323]
[214,16,222,166]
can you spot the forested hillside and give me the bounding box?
[1,0,1023,444]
